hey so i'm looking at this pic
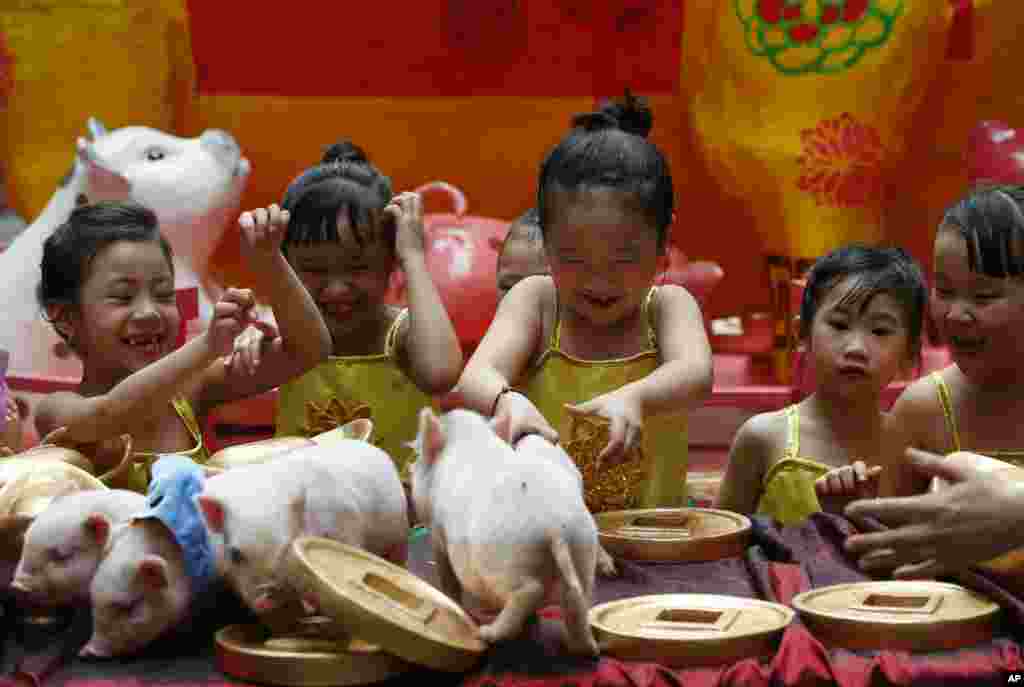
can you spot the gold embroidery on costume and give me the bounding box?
[301,397,373,437]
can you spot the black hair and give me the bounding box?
[280,140,393,252]
[800,243,927,359]
[503,207,543,247]
[940,184,1024,278]
[537,89,672,250]
[38,201,172,317]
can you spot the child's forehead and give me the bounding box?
[88,240,171,278]
[549,186,650,223]
[821,276,905,319]
[288,233,390,262]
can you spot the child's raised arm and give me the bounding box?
[198,205,331,409]
[35,288,255,443]
[715,413,775,515]
[385,192,462,394]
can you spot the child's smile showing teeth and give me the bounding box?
[582,292,618,309]
[123,334,164,356]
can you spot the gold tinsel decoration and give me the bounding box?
[561,412,647,514]
[301,397,373,437]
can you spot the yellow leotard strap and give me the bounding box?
[929,370,1024,461]
[551,287,658,351]
[930,371,962,453]
[384,308,408,359]
[133,398,204,459]
[783,404,800,460]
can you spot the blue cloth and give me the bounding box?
[134,455,216,596]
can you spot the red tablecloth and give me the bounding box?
[2,513,1021,687]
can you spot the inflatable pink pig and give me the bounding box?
[385,182,508,352]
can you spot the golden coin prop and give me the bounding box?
[215,623,412,687]
[0,456,106,558]
[0,445,96,476]
[929,454,1024,578]
[207,436,315,473]
[594,508,751,562]
[311,418,374,447]
[561,409,646,513]
[286,537,486,673]
[792,581,1000,652]
[589,594,794,667]
[0,457,106,519]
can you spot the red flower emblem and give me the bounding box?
[796,112,884,208]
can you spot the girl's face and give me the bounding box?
[69,240,179,382]
[543,187,662,328]
[931,224,1024,382]
[809,276,912,399]
[286,208,395,343]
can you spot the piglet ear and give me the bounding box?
[196,495,226,534]
[137,555,168,590]
[417,407,445,464]
[84,513,112,548]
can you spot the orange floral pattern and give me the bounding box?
[796,112,884,208]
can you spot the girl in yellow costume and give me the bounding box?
[886,186,1024,497]
[716,244,926,525]
[454,96,713,513]
[265,142,462,478]
[33,201,331,492]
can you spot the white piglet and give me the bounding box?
[196,439,409,616]
[409,408,599,655]
[82,456,218,658]
[12,488,146,606]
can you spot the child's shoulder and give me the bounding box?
[733,408,789,452]
[890,365,952,417]
[499,274,557,321]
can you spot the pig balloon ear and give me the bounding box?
[137,556,168,590]
[196,495,226,534]
[417,407,445,464]
[84,513,112,547]
[490,409,512,444]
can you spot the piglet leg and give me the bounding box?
[477,579,545,644]
[431,537,462,604]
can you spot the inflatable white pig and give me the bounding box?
[0,117,250,379]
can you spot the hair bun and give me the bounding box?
[602,89,653,138]
[577,89,652,138]
[321,140,369,165]
[570,111,619,132]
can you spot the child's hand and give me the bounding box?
[846,449,1024,578]
[208,288,258,358]
[226,319,282,377]
[494,391,559,445]
[239,204,290,266]
[815,461,882,514]
[384,192,426,265]
[565,392,644,467]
